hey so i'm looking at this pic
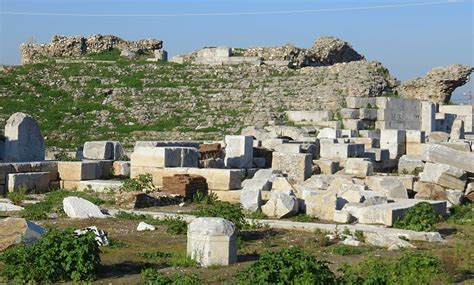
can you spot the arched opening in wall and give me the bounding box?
[277,136,294,141]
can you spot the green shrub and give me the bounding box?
[160,217,187,235]
[0,228,100,282]
[120,174,155,192]
[7,186,27,205]
[236,247,337,284]
[331,245,365,256]
[141,268,202,285]
[192,191,218,204]
[447,203,473,225]
[191,201,248,231]
[338,255,393,285]
[21,190,104,220]
[394,202,440,231]
[339,251,444,285]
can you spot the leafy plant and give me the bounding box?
[289,213,318,223]
[192,191,218,204]
[237,247,336,284]
[7,186,27,205]
[0,228,100,282]
[447,203,473,225]
[138,251,196,268]
[339,251,444,285]
[191,201,248,231]
[120,174,155,192]
[394,202,440,231]
[354,230,365,242]
[141,268,202,285]
[160,217,187,235]
[331,245,365,256]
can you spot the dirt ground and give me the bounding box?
[31,214,472,285]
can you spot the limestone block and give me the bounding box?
[414,181,447,200]
[4,112,45,162]
[362,148,389,162]
[224,135,253,168]
[305,191,338,220]
[357,200,446,226]
[209,190,242,203]
[406,130,426,143]
[345,97,376,109]
[188,168,241,190]
[286,111,333,122]
[187,217,237,267]
[7,172,50,192]
[398,155,425,175]
[422,144,474,173]
[428,132,450,143]
[359,108,377,120]
[450,119,465,140]
[406,142,429,156]
[366,176,408,199]
[0,163,13,184]
[58,161,99,181]
[113,161,131,177]
[302,174,341,190]
[241,170,272,191]
[365,233,414,250]
[380,130,406,159]
[39,161,59,181]
[319,142,365,159]
[63,196,107,219]
[137,222,156,231]
[345,158,374,178]
[60,180,80,190]
[313,159,339,174]
[440,141,472,152]
[272,152,312,182]
[358,130,380,139]
[77,180,123,192]
[340,108,360,119]
[0,201,23,211]
[83,141,124,160]
[420,162,466,190]
[261,190,299,218]
[240,190,262,212]
[273,143,302,154]
[445,189,464,207]
[351,137,378,149]
[317,128,341,139]
[0,218,44,251]
[131,147,199,168]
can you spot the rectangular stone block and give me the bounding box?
[362,148,389,162]
[272,152,312,181]
[358,130,380,139]
[366,176,408,198]
[420,162,466,190]
[7,172,50,192]
[345,97,376,109]
[422,144,474,173]
[113,161,131,177]
[340,108,360,119]
[60,180,80,190]
[345,158,374,178]
[0,163,13,185]
[286,111,333,122]
[131,147,199,168]
[57,161,99,181]
[406,143,429,156]
[359,108,378,120]
[380,129,406,159]
[313,159,339,174]
[320,142,365,159]
[224,135,253,168]
[406,130,426,143]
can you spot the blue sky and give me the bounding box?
[1,0,473,100]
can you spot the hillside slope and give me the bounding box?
[0,51,396,148]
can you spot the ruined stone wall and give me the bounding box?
[20,34,163,64]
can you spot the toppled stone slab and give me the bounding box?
[115,191,182,209]
[63,196,107,219]
[240,189,262,212]
[365,232,415,250]
[0,218,44,251]
[419,162,466,190]
[137,222,156,231]
[398,155,425,175]
[366,176,408,199]
[262,190,299,218]
[187,217,237,267]
[422,144,474,173]
[0,201,24,211]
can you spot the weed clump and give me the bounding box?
[394,202,440,231]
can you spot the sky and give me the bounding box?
[0,0,473,101]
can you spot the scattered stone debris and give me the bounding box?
[74,226,109,246]
[137,222,156,231]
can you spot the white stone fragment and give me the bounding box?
[137,222,156,231]
[63,196,107,219]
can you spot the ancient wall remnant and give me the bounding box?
[20,34,163,64]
